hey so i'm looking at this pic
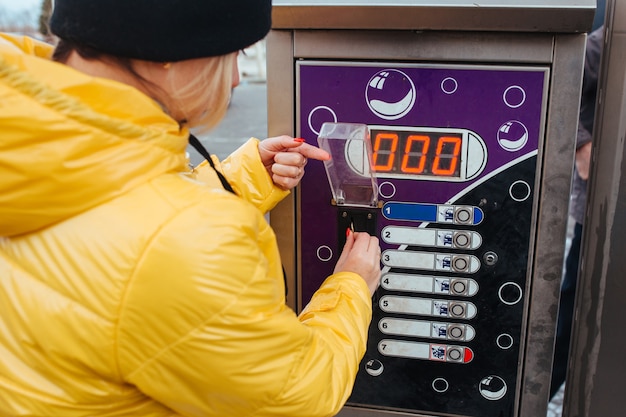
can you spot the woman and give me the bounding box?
[0,1,381,416]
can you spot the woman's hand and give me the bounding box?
[258,135,330,190]
[334,230,382,296]
[575,141,592,180]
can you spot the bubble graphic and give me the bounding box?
[497,120,529,151]
[479,375,507,401]
[366,69,416,120]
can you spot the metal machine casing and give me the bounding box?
[267,2,593,416]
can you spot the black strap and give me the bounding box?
[188,133,236,195]
[188,133,288,296]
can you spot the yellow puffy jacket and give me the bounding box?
[0,35,372,417]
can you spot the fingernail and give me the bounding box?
[294,138,306,143]
[346,227,351,237]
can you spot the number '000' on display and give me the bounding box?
[368,126,487,182]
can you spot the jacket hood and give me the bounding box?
[0,34,189,237]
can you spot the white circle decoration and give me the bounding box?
[503,85,526,108]
[441,77,458,94]
[308,106,338,136]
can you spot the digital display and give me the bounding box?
[371,128,463,179]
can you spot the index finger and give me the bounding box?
[291,142,331,161]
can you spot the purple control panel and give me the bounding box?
[297,62,548,417]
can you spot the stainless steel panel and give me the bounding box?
[292,30,555,63]
[518,33,586,417]
[266,30,299,311]
[272,0,595,33]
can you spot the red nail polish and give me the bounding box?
[346,227,351,237]
[294,138,306,143]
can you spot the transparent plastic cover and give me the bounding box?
[317,122,378,207]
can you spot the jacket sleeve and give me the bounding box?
[116,195,372,417]
[192,138,289,213]
[577,25,604,150]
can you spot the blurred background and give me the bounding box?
[0,0,51,39]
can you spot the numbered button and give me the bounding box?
[454,207,473,224]
[449,302,467,318]
[452,256,469,272]
[448,325,465,339]
[453,231,471,249]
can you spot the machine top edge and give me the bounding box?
[271,1,596,33]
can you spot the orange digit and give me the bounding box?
[401,135,430,173]
[432,136,461,176]
[372,133,398,171]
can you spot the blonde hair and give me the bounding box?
[52,39,236,133]
[165,52,236,133]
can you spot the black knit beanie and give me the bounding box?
[50,0,272,62]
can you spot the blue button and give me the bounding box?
[382,202,438,222]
